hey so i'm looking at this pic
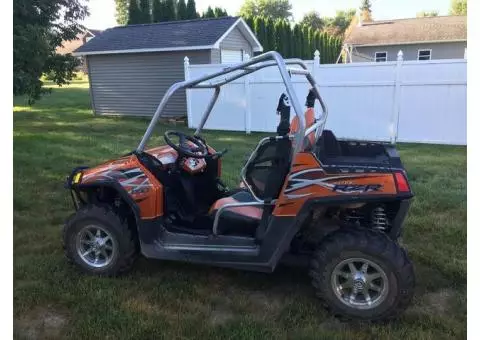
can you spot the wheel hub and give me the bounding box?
[76,225,116,268]
[331,257,389,310]
[353,279,365,292]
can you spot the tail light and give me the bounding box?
[394,171,410,193]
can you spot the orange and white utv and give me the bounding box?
[64,52,415,321]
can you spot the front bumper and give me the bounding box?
[65,166,89,210]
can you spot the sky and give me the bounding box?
[82,0,453,30]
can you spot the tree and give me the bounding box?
[203,6,215,18]
[239,0,292,20]
[177,0,188,19]
[244,15,255,32]
[292,24,303,57]
[13,0,88,102]
[274,19,283,55]
[139,0,151,23]
[323,9,356,36]
[254,16,267,49]
[186,0,198,19]
[300,11,325,30]
[115,0,129,25]
[282,20,292,57]
[359,0,372,22]
[162,0,177,21]
[302,25,310,59]
[152,0,163,22]
[265,17,276,51]
[359,0,371,12]
[450,0,467,15]
[416,10,439,17]
[128,0,143,24]
[307,26,314,58]
[213,7,229,17]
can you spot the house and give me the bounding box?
[56,29,102,72]
[343,15,467,62]
[73,17,263,118]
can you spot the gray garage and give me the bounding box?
[73,17,263,118]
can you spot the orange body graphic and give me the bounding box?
[273,153,398,216]
[82,154,164,219]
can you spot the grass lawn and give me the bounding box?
[14,80,466,339]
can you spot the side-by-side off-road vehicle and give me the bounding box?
[63,52,415,321]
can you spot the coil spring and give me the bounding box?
[371,206,388,231]
[343,209,363,225]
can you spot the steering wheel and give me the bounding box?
[164,130,208,158]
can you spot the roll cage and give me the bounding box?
[137,51,328,158]
[136,51,329,215]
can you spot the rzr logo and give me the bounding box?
[332,184,382,193]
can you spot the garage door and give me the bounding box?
[221,49,243,63]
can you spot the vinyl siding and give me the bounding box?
[87,51,210,117]
[351,41,467,62]
[211,49,221,63]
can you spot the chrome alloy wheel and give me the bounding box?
[331,257,389,310]
[76,225,116,268]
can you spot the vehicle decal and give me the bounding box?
[83,167,153,195]
[284,169,383,198]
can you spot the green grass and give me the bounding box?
[14,80,466,339]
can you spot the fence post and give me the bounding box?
[391,50,403,144]
[184,56,193,128]
[244,53,251,134]
[313,50,320,79]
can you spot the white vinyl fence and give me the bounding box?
[184,50,466,145]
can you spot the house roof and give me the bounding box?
[56,28,103,55]
[73,17,263,56]
[345,15,467,46]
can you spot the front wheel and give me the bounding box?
[310,228,414,321]
[63,204,138,276]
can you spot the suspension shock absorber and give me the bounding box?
[371,205,389,231]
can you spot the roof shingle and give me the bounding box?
[345,15,467,46]
[75,16,239,54]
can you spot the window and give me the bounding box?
[418,49,432,61]
[375,52,387,62]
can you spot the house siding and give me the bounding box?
[87,51,210,117]
[351,41,467,62]
[210,49,221,63]
[215,26,253,63]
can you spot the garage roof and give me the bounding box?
[73,16,263,56]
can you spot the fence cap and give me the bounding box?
[397,50,404,61]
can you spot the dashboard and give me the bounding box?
[146,146,207,174]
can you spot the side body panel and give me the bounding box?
[274,152,398,216]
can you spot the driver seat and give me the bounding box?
[209,191,262,236]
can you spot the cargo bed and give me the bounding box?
[314,130,404,170]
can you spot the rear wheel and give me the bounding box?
[310,228,414,321]
[63,204,138,276]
